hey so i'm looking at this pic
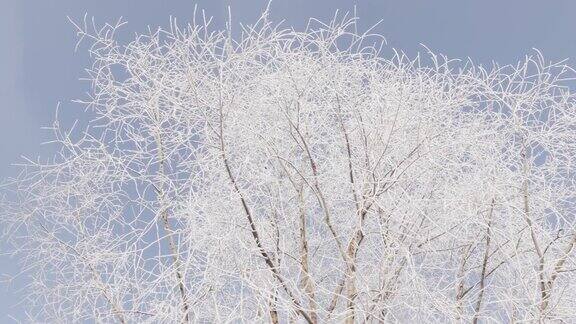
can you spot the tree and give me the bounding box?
[2,10,576,323]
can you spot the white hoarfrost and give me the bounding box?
[2,11,576,323]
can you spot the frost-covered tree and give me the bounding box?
[2,9,576,323]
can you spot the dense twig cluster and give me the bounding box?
[2,9,576,323]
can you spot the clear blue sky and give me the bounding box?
[1,0,576,321]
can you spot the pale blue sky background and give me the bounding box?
[1,0,576,321]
